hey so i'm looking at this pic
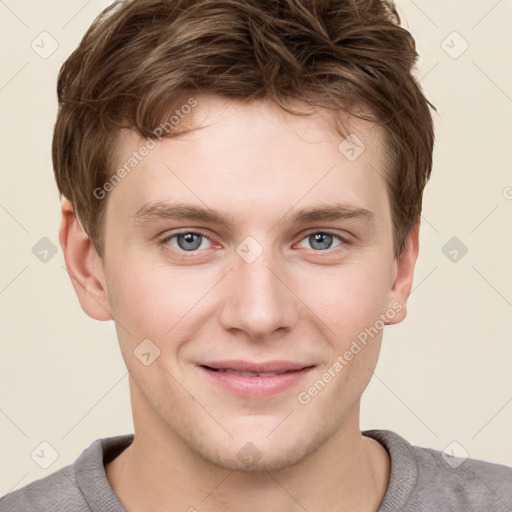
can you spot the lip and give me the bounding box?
[197,360,315,398]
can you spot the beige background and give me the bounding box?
[1,0,511,494]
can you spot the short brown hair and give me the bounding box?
[53,0,435,258]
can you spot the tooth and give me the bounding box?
[216,369,288,377]
[222,369,259,377]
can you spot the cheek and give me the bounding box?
[104,264,173,349]
[105,254,222,354]
[106,239,393,349]
[113,273,170,330]
[294,257,391,337]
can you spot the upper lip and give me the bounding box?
[199,360,313,373]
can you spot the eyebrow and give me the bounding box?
[132,201,374,229]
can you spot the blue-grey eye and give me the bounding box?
[299,232,342,251]
[168,232,211,251]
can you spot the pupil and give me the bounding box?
[178,233,202,251]
[310,233,332,250]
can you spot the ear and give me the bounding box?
[386,220,420,325]
[59,198,113,321]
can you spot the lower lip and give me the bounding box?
[198,366,314,398]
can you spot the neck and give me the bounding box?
[106,386,390,512]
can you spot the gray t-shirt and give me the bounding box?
[1,429,511,511]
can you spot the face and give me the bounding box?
[87,95,412,471]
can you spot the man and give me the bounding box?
[1,0,511,510]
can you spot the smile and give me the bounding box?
[198,361,315,398]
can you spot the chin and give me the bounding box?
[183,423,334,474]
[199,446,309,473]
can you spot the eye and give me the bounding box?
[160,229,347,256]
[297,231,345,251]
[163,231,213,252]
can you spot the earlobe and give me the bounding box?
[386,221,420,325]
[59,198,113,321]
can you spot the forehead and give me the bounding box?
[108,95,390,229]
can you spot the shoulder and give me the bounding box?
[364,429,512,512]
[412,443,512,510]
[0,435,132,512]
[0,464,87,512]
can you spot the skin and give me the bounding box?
[60,95,419,512]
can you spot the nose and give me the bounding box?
[217,245,299,341]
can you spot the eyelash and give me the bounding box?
[159,229,350,257]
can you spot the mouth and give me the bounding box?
[205,368,296,377]
[197,360,315,398]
